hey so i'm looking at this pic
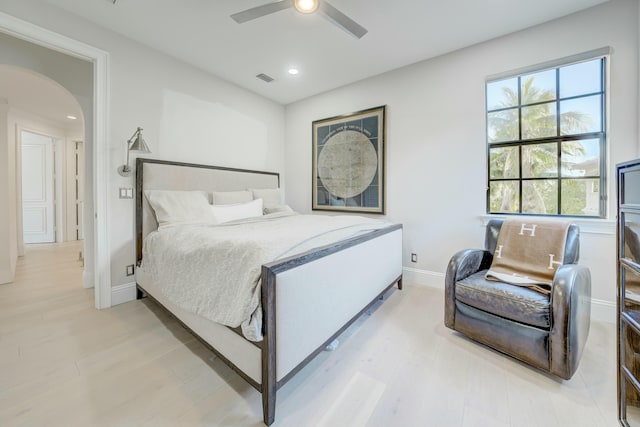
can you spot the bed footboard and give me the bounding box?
[260,224,403,425]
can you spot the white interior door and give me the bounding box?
[64,140,85,241]
[22,131,55,244]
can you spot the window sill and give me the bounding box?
[479,214,615,235]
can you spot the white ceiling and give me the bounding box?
[44,0,608,105]
[0,65,84,131]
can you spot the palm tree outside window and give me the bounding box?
[486,56,606,217]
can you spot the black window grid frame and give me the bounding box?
[485,57,607,218]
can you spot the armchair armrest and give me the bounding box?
[549,264,592,379]
[444,249,493,328]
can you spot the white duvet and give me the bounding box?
[142,212,392,341]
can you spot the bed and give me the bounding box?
[134,158,403,425]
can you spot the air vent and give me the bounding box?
[256,73,274,83]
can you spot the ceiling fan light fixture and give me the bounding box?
[231,0,367,39]
[294,0,319,14]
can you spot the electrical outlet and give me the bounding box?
[411,253,417,263]
[126,264,135,276]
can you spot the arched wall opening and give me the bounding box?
[0,65,86,252]
[0,11,111,308]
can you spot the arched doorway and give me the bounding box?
[0,12,111,308]
[0,66,85,249]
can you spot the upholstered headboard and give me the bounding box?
[135,158,280,265]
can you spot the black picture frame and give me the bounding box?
[312,105,386,214]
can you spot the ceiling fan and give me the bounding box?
[231,0,368,39]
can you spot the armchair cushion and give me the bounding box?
[457,270,551,328]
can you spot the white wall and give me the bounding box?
[104,39,285,287]
[284,0,639,314]
[0,101,16,284]
[0,1,286,288]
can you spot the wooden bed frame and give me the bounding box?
[134,158,403,425]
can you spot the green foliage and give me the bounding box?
[488,76,593,215]
[489,181,518,213]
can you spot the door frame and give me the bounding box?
[67,139,84,242]
[0,11,111,309]
[16,123,77,253]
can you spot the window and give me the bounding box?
[486,56,606,217]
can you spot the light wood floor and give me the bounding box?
[0,242,618,426]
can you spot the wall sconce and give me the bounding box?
[117,127,151,177]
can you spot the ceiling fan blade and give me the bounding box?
[318,1,368,39]
[231,0,293,24]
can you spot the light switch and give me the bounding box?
[119,187,133,199]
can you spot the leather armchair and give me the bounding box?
[444,219,591,380]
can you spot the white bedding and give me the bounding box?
[141,212,392,341]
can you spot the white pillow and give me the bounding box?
[210,198,263,224]
[145,190,215,228]
[211,190,253,205]
[249,188,282,210]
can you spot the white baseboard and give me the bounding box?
[111,282,137,306]
[403,267,445,289]
[402,266,615,324]
[590,298,615,324]
[83,269,94,289]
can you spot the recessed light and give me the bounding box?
[288,68,299,76]
[66,115,77,120]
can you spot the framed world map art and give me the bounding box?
[312,105,386,214]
